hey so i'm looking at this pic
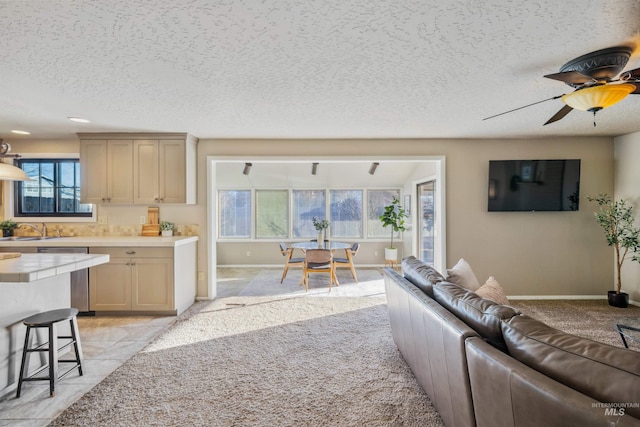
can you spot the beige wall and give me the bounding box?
[614,131,640,303]
[4,136,614,299]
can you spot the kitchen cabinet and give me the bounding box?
[79,133,198,205]
[133,139,190,204]
[79,139,134,204]
[89,247,173,312]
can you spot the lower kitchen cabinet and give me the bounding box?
[89,246,189,315]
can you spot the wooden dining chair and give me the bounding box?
[279,243,304,283]
[301,249,338,292]
[333,242,360,283]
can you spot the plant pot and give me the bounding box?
[161,230,173,237]
[384,248,398,261]
[607,290,629,308]
[2,229,14,237]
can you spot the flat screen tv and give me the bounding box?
[488,159,580,212]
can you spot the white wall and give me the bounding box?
[4,136,614,299]
[614,131,640,303]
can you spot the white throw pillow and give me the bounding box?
[446,258,481,291]
[476,276,510,305]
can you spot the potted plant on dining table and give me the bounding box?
[312,217,330,244]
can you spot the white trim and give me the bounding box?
[207,155,446,299]
[508,295,606,300]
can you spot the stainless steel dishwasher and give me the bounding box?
[37,247,92,315]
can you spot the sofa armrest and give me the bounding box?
[466,337,640,427]
[384,268,479,427]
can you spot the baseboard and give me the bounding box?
[508,295,640,307]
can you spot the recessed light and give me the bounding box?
[68,117,91,123]
[11,130,30,135]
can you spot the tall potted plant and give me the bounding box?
[587,194,640,308]
[379,196,408,261]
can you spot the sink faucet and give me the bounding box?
[19,223,47,237]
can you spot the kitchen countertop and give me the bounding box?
[0,235,198,248]
[0,253,110,282]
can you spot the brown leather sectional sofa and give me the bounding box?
[384,256,640,427]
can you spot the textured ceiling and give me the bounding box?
[1,0,640,141]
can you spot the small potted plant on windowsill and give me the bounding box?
[0,219,18,237]
[379,196,408,262]
[160,221,175,237]
[587,194,640,308]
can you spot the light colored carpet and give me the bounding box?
[49,296,443,427]
[48,295,640,427]
[509,299,640,348]
[238,268,386,298]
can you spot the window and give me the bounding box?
[216,187,402,241]
[293,190,326,238]
[367,189,400,237]
[14,159,92,217]
[219,190,251,238]
[330,190,362,238]
[256,190,288,239]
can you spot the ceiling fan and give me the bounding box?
[484,45,640,126]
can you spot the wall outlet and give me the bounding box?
[140,216,146,224]
[246,251,251,257]
[374,250,379,257]
[98,216,108,225]
[198,271,205,281]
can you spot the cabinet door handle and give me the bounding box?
[126,251,136,255]
[125,262,130,266]
[130,262,136,266]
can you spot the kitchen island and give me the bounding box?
[0,253,109,397]
[0,236,198,316]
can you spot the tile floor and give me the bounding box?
[0,267,381,425]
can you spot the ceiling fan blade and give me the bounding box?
[544,70,593,85]
[483,95,564,121]
[543,104,573,125]
[621,67,640,79]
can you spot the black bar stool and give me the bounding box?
[16,308,84,397]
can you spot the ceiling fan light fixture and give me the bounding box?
[561,83,636,112]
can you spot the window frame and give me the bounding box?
[215,186,403,242]
[13,158,92,218]
[6,155,96,222]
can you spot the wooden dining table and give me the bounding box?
[291,241,354,287]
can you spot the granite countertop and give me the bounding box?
[0,235,198,248]
[0,253,110,282]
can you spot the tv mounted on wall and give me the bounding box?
[488,159,581,212]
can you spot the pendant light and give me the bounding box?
[0,141,30,181]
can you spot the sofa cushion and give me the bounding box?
[433,282,519,352]
[475,276,509,305]
[401,256,445,298]
[501,314,640,419]
[446,258,481,291]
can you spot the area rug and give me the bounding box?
[238,268,385,298]
[49,296,444,427]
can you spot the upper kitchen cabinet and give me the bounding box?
[79,133,198,205]
[79,139,134,204]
